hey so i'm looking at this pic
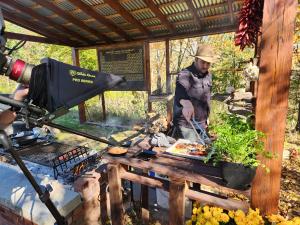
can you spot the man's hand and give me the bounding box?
[13,85,29,101]
[180,99,194,122]
[0,85,29,129]
[0,110,16,129]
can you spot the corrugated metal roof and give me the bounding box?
[0,0,243,47]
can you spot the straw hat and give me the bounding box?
[194,44,218,63]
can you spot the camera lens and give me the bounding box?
[8,58,34,84]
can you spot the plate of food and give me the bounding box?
[165,139,214,160]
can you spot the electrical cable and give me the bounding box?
[5,40,26,55]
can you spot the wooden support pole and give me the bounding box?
[141,184,149,225]
[107,164,124,225]
[71,48,87,123]
[166,39,173,123]
[96,49,107,121]
[169,178,186,225]
[99,170,109,225]
[100,94,106,121]
[145,41,152,112]
[252,0,297,215]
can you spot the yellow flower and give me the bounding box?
[186,220,192,225]
[209,217,219,225]
[198,216,206,224]
[220,213,230,223]
[292,217,300,225]
[192,214,197,221]
[228,210,235,218]
[267,214,286,223]
[193,207,198,215]
[197,207,202,214]
[203,206,210,213]
[235,209,246,218]
[203,211,212,219]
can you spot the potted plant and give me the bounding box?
[211,113,272,190]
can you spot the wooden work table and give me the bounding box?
[102,145,251,225]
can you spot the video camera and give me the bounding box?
[0,8,125,116]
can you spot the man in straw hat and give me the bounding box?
[172,44,218,142]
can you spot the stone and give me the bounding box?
[0,163,81,225]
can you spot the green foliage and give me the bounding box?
[205,34,254,92]
[84,91,147,123]
[79,49,98,70]
[211,113,269,167]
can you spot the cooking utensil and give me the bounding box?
[188,120,205,145]
[191,118,211,145]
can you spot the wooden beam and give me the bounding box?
[2,11,76,46]
[186,189,250,212]
[184,0,202,29]
[166,39,172,124]
[169,178,186,225]
[67,0,131,42]
[71,48,87,123]
[143,0,175,33]
[126,12,237,36]
[103,0,151,37]
[32,0,113,44]
[68,0,242,24]
[99,169,109,225]
[78,24,237,50]
[5,32,64,45]
[252,0,297,215]
[145,41,152,112]
[141,183,149,224]
[107,164,124,225]
[227,0,234,24]
[0,0,91,45]
[96,49,107,121]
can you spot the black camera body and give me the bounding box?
[0,9,34,85]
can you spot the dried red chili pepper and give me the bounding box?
[235,0,264,50]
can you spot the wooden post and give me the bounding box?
[99,169,109,225]
[100,93,106,121]
[141,184,149,225]
[144,41,152,112]
[96,48,107,121]
[169,178,186,225]
[251,0,297,215]
[71,47,86,123]
[107,164,124,225]
[166,39,173,123]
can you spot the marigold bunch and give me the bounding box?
[186,204,300,225]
